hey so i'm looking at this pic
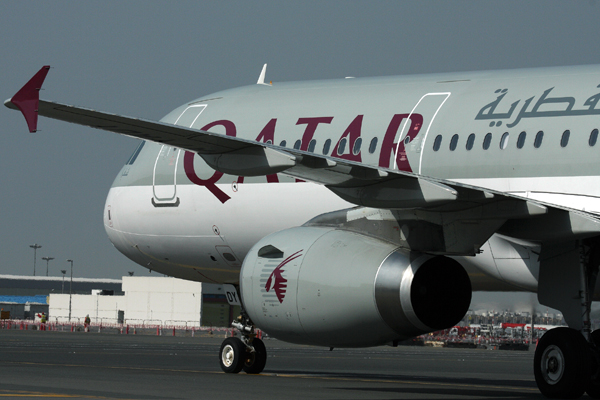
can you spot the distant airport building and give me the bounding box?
[0,274,237,327]
[0,298,47,320]
[48,276,237,327]
[0,274,122,320]
[0,274,122,296]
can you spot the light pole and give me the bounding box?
[67,259,73,322]
[60,270,66,294]
[42,257,54,277]
[30,244,42,276]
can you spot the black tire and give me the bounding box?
[534,327,591,398]
[586,330,600,398]
[219,337,245,373]
[243,338,267,374]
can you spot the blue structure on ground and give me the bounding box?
[0,295,47,304]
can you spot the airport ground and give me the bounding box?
[0,330,543,399]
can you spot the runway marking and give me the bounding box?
[2,360,221,375]
[270,353,531,365]
[0,389,132,399]
[3,360,537,394]
[266,373,539,392]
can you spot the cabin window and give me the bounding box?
[483,133,492,150]
[517,131,526,149]
[466,134,475,150]
[323,139,331,155]
[353,137,362,155]
[534,131,544,148]
[338,138,348,155]
[308,139,317,153]
[279,140,287,147]
[500,132,510,149]
[449,134,459,151]
[368,137,378,154]
[433,135,442,151]
[590,129,599,147]
[560,130,570,148]
[293,140,302,150]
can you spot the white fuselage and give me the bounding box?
[104,65,600,292]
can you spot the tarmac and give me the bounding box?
[0,329,542,399]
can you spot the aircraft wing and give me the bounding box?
[7,66,600,255]
[3,66,256,155]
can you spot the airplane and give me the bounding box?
[6,63,600,398]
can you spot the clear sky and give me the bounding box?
[1,1,600,281]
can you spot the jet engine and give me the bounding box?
[240,226,472,347]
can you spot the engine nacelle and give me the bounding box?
[240,227,472,347]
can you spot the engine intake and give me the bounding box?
[240,227,471,347]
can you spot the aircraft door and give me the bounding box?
[152,145,181,207]
[151,104,207,207]
[395,92,450,174]
[174,104,207,128]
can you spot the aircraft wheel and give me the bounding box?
[534,327,590,399]
[219,337,245,373]
[243,338,267,374]
[586,330,600,398]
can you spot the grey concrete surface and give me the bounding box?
[0,330,541,399]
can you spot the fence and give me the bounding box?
[0,318,250,337]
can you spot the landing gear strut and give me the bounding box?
[218,310,267,374]
[534,239,600,398]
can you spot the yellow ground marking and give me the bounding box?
[0,389,132,399]
[3,360,537,393]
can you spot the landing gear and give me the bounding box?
[219,337,245,373]
[218,336,267,374]
[534,238,600,398]
[534,327,590,398]
[242,338,267,374]
[219,306,267,374]
[586,330,600,398]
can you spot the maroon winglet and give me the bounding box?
[10,66,50,133]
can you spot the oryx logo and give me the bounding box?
[265,250,303,303]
